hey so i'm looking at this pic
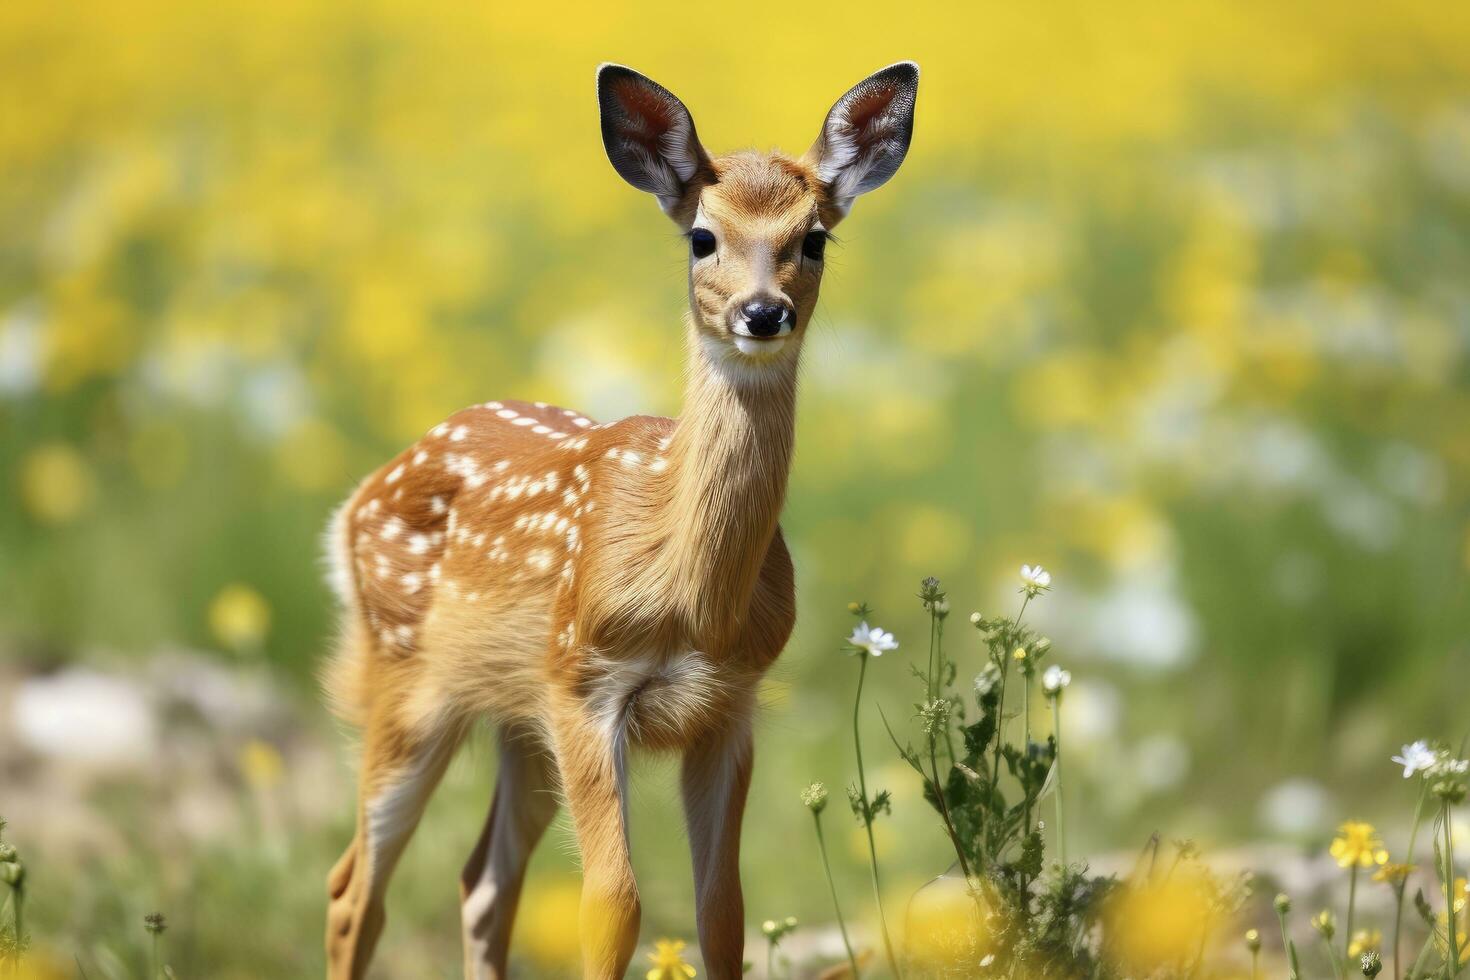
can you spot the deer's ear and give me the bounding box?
[807,62,919,216]
[598,64,711,216]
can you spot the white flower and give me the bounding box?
[1042,664,1071,695]
[969,611,983,626]
[848,621,898,657]
[1020,563,1052,595]
[1391,740,1439,779]
[974,663,1002,697]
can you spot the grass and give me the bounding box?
[4,567,1465,978]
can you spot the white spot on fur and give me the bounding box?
[386,464,406,484]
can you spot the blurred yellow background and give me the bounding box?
[2,0,1469,975]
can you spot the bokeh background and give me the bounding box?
[3,0,1469,975]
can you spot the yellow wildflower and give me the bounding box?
[1348,928,1381,958]
[20,443,94,524]
[239,738,284,790]
[646,938,696,980]
[209,583,272,652]
[1329,821,1388,868]
[1106,870,1222,973]
[1373,862,1413,886]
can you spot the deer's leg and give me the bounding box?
[548,702,640,980]
[682,720,754,980]
[459,724,560,979]
[326,712,460,980]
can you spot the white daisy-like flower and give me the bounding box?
[1020,563,1052,595]
[1042,664,1071,695]
[848,621,898,657]
[1391,740,1439,779]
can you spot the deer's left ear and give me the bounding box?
[598,63,711,217]
[806,62,919,216]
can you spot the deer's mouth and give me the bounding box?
[730,333,788,357]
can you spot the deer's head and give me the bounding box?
[598,62,918,369]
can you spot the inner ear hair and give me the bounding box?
[808,61,919,214]
[597,63,711,215]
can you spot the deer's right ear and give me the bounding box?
[597,64,711,217]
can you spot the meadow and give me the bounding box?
[2,0,1469,976]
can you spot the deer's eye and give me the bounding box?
[802,230,827,262]
[690,228,716,259]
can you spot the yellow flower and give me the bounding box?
[1329,821,1388,869]
[1373,862,1413,886]
[1348,928,1381,958]
[646,939,696,980]
[1106,870,1224,973]
[239,738,284,790]
[19,443,95,524]
[209,583,272,652]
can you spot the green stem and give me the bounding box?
[1022,671,1034,836]
[1444,800,1459,975]
[989,657,1008,794]
[1322,935,1346,980]
[12,885,22,974]
[1277,907,1302,980]
[151,932,159,980]
[766,938,774,980]
[1394,783,1429,980]
[813,812,860,980]
[1250,947,1259,980]
[1053,694,1065,866]
[1346,863,1359,961]
[853,653,901,979]
[927,733,970,879]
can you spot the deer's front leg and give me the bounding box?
[549,697,640,980]
[682,720,754,980]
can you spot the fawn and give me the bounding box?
[322,61,919,979]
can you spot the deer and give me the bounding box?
[320,61,919,980]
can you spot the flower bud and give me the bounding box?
[1360,950,1382,978]
[0,842,16,863]
[969,611,983,626]
[800,782,829,815]
[1244,928,1261,953]
[144,911,168,935]
[0,861,24,887]
[1274,893,1292,914]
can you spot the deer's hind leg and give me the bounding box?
[459,723,560,979]
[326,699,462,980]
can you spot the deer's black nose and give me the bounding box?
[740,302,791,338]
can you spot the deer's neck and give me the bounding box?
[655,339,798,642]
